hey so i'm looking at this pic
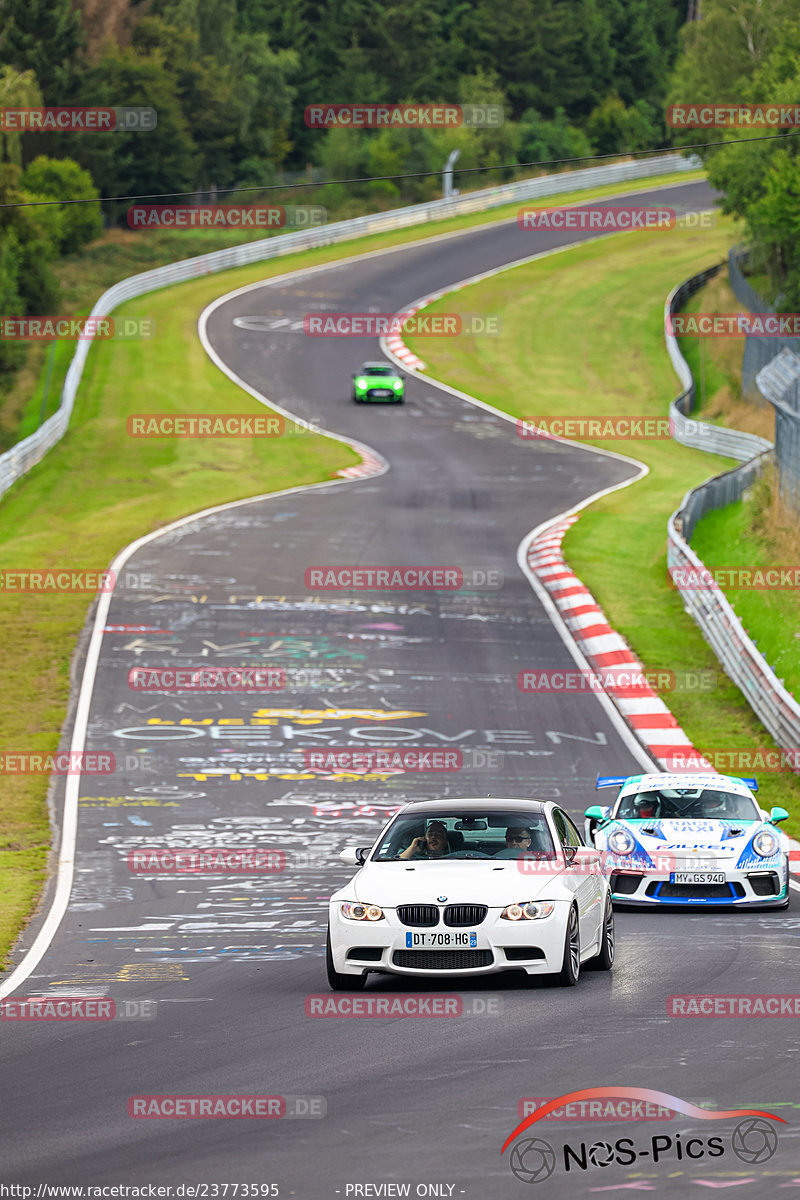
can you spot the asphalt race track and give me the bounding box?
[3,179,799,1197]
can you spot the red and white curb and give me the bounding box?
[385,302,427,372]
[337,446,386,480]
[527,518,710,772]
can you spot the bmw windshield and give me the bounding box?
[372,811,558,861]
[614,788,760,821]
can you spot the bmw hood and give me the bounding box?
[350,861,569,906]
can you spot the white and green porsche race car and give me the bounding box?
[584,772,790,909]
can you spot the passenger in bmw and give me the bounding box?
[492,826,534,858]
[399,821,450,860]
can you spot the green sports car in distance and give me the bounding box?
[352,361,405,404]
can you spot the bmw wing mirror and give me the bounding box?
[562,844,577,865]
[340,847,365,866]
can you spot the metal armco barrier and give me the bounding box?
[665,270,800,757]
[0,152,700,502]
[665,265,773,463]
[729,245,800,401]
[756,348,800,517]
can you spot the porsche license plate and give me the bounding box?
[405,931,478,948]
[671,871,725,884]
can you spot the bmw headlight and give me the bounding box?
[753,830,779,858]
[340,902,384,921]
[500,901,555,921]
[608,828,635,856]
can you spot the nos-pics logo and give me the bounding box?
[501,1087,783,1184]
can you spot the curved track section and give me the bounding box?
[4,181,797,1198]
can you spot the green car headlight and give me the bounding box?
[392,380,403,390]
[355,377,367,388]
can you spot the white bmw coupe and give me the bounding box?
[326,798,614,989]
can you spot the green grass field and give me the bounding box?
[404,220,800,830]
[691,470,800,700]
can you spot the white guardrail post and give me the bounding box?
[0,152,701,500]
[665,269,800,756]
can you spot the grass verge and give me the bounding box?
[404,219,800,832]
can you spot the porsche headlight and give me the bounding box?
[753,830,779,858]
[340,902,384,921]
[500,901,555,921]
[608,828,635,856]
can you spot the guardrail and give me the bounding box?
[728,245,800,401]
[665,270,800,756]
[757,348,800,515]
[0,152,701,502]
[665,266,774,463]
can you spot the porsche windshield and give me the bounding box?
[372,811,557,861]
[615,788,760,821]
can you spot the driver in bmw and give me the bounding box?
[399,821,450,860]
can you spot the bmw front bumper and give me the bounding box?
[327,901,571,978]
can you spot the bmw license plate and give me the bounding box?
[405,931,478,948]
[671,871,725,884]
